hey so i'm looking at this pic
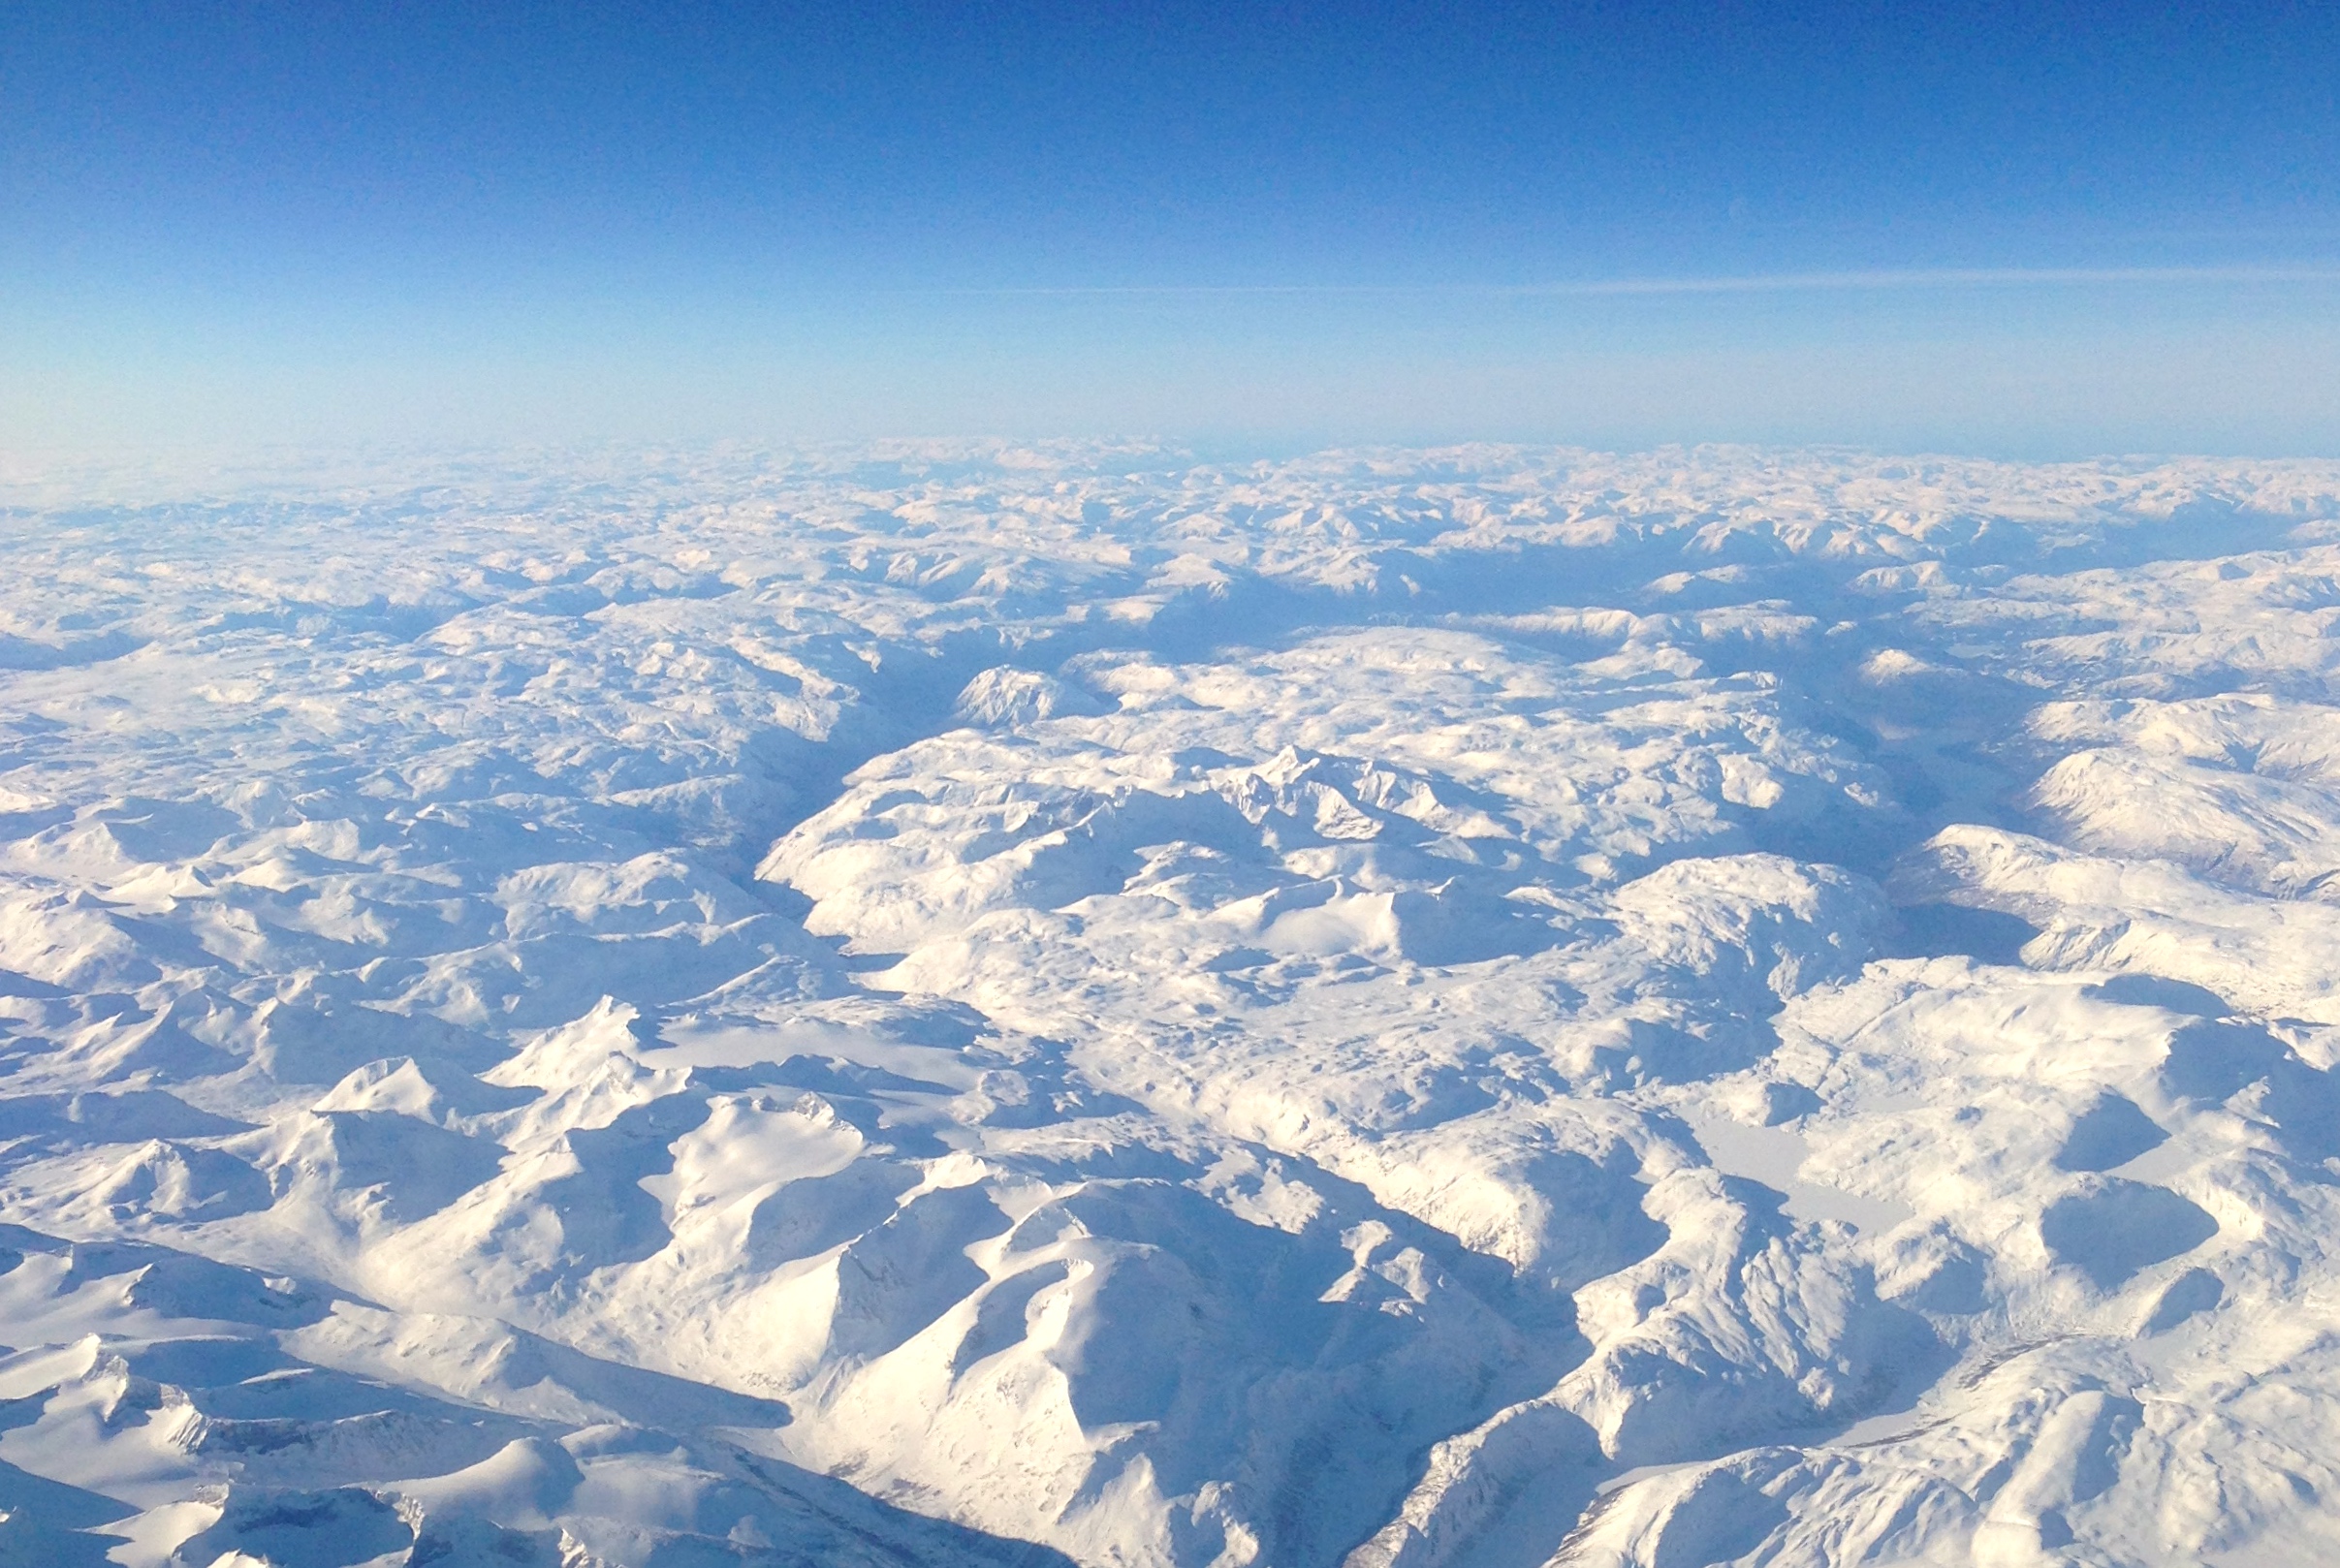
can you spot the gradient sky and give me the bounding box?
[6,0,2339,455]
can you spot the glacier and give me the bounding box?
[1,444,2338,1566]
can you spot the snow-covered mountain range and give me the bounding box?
[3,444,2339,1567]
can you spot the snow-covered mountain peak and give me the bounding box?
[4,445,2340,1565]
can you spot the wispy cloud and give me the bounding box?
[925,266,2340,298]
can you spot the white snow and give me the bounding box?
[1,442,2339,1565]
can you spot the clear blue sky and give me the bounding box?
[6,1,2338,454]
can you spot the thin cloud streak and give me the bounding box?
[920,266,2340,298]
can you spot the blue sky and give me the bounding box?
[6,1,2338,454]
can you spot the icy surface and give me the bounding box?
[2,443,2339,1565]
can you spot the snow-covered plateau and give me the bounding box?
[4,443,2340,1568]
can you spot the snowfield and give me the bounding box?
[3,443,2340,1566]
